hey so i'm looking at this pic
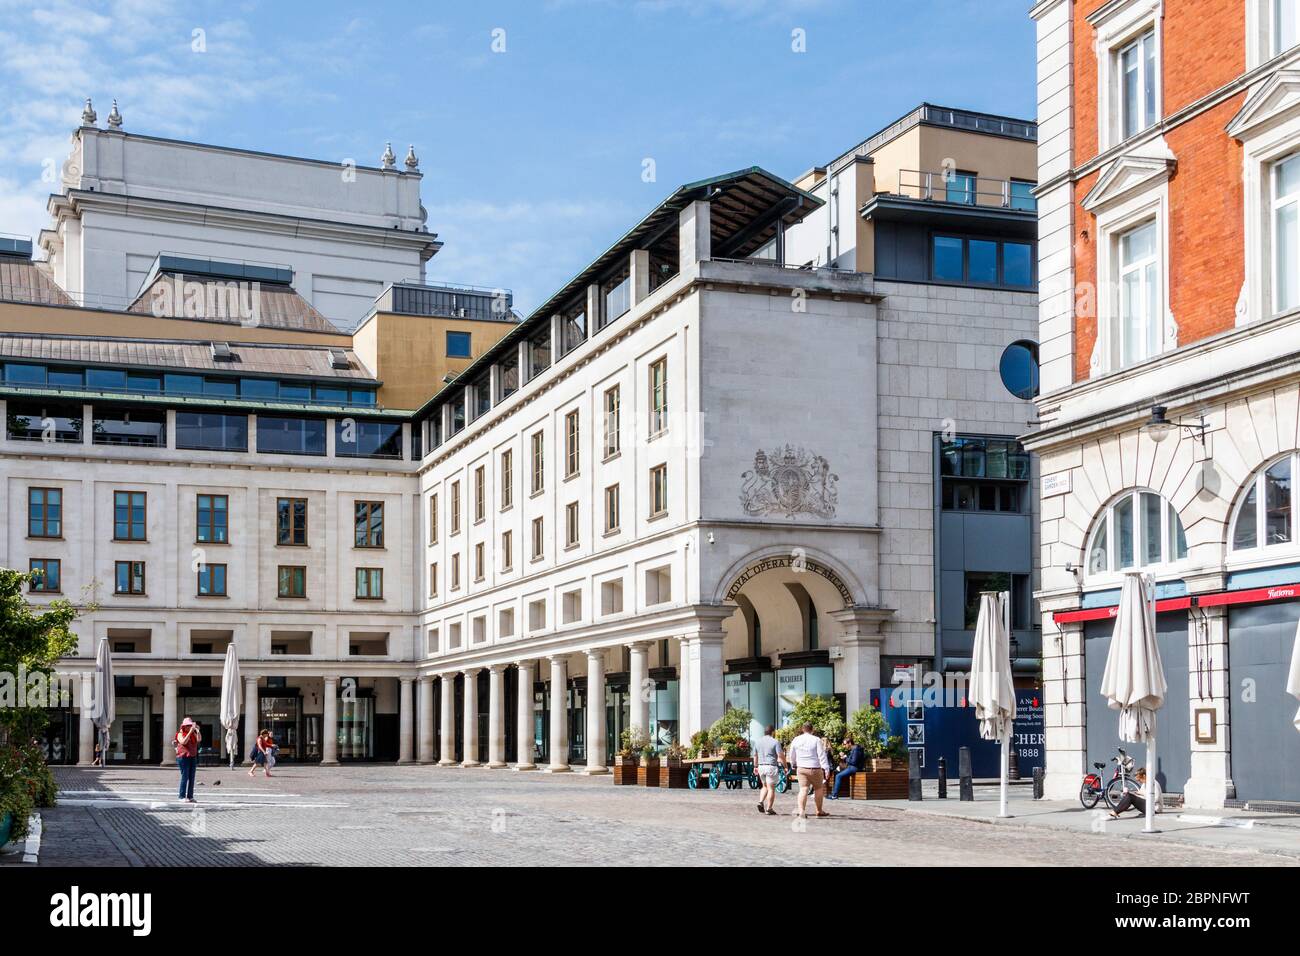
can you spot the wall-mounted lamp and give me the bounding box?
[1143,404,1207,449]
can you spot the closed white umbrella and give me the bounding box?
[1288,618,1300,733]
[219,644,241,770]
[1100,571,1166,833]
[85,639,115,767]
[970,591,1017,818]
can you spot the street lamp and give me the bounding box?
[1142,405,1207,448]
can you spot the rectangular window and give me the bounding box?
[355,567,383,600]
[429,562,439,598]
[529,329,551,379]
[498,354,519,401]
[1009,179,1037,212]
[1277,0,1299,55]
[501,530,513,571]
[28,488,62,538]
[565,410,580,477]
[565,501,580,548]
[474,466,486,522]
[115,560,146,595]
[92,407,166,447]
[474,542,485,581]
[560,303,587,355]
[335,420,402,459]
[531,431,545,494]
[175,412,247,452]
[446,331,472,358]
[605,483,621,534]
[276,498,308,546]
[450,393,466,435]
[603,386,621,458]
[196,494,228,543]
[257,416,325,456]
[113,491,147,541]
[649,358,668,436]
[355,501,385,548]
[29,558,60,593]
[1119,29,1157,140]
[1117,219,1160,368]
[197,563,227,596]
[429,493,439,544]
[932,235,965,282]
[501,450,513,509]
[650,464,668,517]
[1274,153,1300,314]
[277,565,306,598]
[451,553,461,589]
[6,401,82,443]
[1002,241,1034,288]
[946,171,976,205]
[531,517,544,560]
[601,270,631,326]
[450,481,461,534]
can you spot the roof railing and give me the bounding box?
[892,169,1038,212]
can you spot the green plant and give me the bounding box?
[849,705,891,758]
[618,725,649,757]
[686,729,713,759]
[0,567,81,742]
[782,695,845,752]
[662,740,686,761]
[708,707,753,758]
[0,742,54,843]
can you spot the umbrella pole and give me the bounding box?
[1143,731,1158,834]
[999,730,1011,818]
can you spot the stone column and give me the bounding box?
[77,675,94,766]
[418,676,435,764]
[439,674,457,765]
[585,650,609,773]
[1183,605,1233,809]
[160,674,179,766]
[487,664,507,768]
[628,642,651,739]
[829,608,892,714]
[398,676,415,765]
[692,631,726,737]
[244,676,260,765]
[1042,617,1086,800]
[321,677,339,766]
[462,668,481,767]
[546,655,570,772]
[515,660,537,770]
[677,637,693,741]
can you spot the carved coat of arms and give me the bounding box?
[740,445,838,519]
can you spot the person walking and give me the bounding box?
[787,722,829,819]
[828,735,866,800]
[173,717,201,803]
[249,729,276,778]
[753,724,783,815]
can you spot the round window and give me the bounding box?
[999,340,1040,400]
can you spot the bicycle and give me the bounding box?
[1079,748,1161,810]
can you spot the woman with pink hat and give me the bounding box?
[173,716,201,803]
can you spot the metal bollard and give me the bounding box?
[1009,746,1021,781]
[937,755,947,799]
[908,748,923,801]
[958,746,974,801]
[1032,766,1044,800]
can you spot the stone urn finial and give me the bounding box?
[81,98,97,126]
[404,144,419,171]
[107,99,123,129]
[381,142,396,169]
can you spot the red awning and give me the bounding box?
[1051,582,1300,624]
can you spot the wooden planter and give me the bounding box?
[850,768,910,800]
[613,756,639,785]
[638,757,661,786]
[658,758,689,789]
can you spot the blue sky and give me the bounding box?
[0,0,1036,315]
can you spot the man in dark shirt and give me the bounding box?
[828,736,866,799]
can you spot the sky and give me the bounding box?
[0,0,1037,316]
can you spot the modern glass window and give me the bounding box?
[355,501,385,548]
[92,407,166,447]
[501,530,513,571]
[1232,453,1299,551]
[942,480,1024,513]
[499,354,519,401]
[968,239,998,284]
[197,563,227,596]
[165,374,204,395]
[565,410,580,477]
[113,491,147,541]
[561,303,587,355]
[930,236,1033,287]
[175,412,247,452]
[450,394,466,435]
[115,560,146,595]
[6,401,82,443]
[938,436,1031,480]
[86,368,126,392]
[196,494,228,543]
[501,450,513,509]
[963,572,1031,630]
[605,483,620,534]
[277,566,307,598]
[1117,220,1160,367]
[28,488,62,538]
[998,340,1040,400]
[48,367,83,388]
[531,431,545,494]
[1276,0,1299,55]
[946,171,976,205]
[335,420,401,459]
[932,236,964,281]
[1274,153,1300,314]
[565,501,580,548]
[474,466,486,522]
[531,517,544,560]
[1002,242,1034,287]
[446,331,472,358]
[355,568,383,600]
[529,329,551,379]
[4,362,47,385]
[649,358,668,436]
[411,420,422,460]
[601,270,631,327]
[203,378,237,398]
[29,558,60,592]
[650,464,668,517]
[450,481,461,534]
[257,416,325,456]
[1086,490,1187,576]
[1119,29,1158,140]
[469,373,491,420]
[1009,180,1037,211]
[604,386,621,458]
[276,498,308,546]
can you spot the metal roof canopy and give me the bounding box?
[414,166,822,422]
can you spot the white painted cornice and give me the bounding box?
[1081,139,1177,214]
[1227,68,1300,140]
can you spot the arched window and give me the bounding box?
[1086,489,1188,578]
[1230,453,1295,552]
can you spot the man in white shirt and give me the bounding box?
[787,722,829,818]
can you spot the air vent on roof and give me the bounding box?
[211,342,235,362]
[329,348,351,370]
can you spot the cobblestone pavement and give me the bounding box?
[28,765,1294,867]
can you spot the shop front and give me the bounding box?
[180,689,224,764]
[646,667,679,749]
[106,691,151,763]
[39,707,77,765]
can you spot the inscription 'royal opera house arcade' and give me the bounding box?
[725,556,855,607]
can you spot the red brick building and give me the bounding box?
[1027,0,1300,808]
